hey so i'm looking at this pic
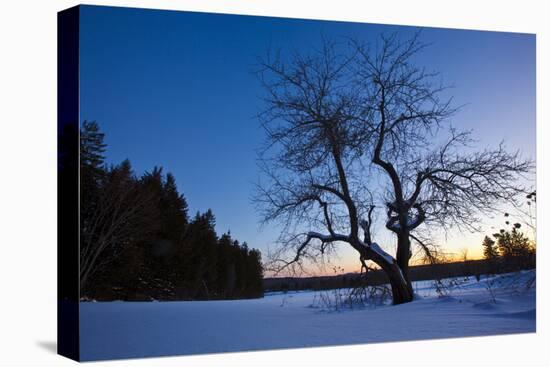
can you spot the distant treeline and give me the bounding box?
[265,219,536,294]
[74,121,263,301]
[264,257,536,293]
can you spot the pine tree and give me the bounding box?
[80,121,108,281]
[493,228,534,271]
[216,232,236,297]
[161,173,189,242]
[245,247,264,298]
[80,121,107,239]
[79,123,265,300]
[482,235,499,260]
[182,211,219,299]
[80,120,107,182]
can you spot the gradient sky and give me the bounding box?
[79,5,536,275]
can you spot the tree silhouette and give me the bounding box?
[255,33,533,304]
[80,122,263,300]
[482,236,498,260]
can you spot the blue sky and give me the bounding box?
[79,5,535,273]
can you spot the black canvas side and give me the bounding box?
[57,5,80,362]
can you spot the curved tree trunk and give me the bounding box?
[360,243,413,305]
[385,262,414,305]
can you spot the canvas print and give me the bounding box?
[58,5,536,362]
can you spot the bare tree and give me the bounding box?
[80,161,159,291]
[255,40,415,304]
[459,247,469,262]
[255,34,533,305]
[352,33,533,298]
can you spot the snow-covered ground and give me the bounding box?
[80,270,535,361]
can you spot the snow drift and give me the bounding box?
[80,270,535,361]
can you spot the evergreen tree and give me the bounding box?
[80,121,106,169]
[245,247,264,298]
[80,122,264,301]
[216,232,236,297]
[182,210,219,299]
[160,173,189,242]
[482,236,499,260]
[495,229,531,258]
[80,121,107,249]
[493,227,534,270]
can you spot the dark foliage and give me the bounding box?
[491,228,535,271]
[481,203,536,273]
[79,122,263,301]
[482,236,499,260]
